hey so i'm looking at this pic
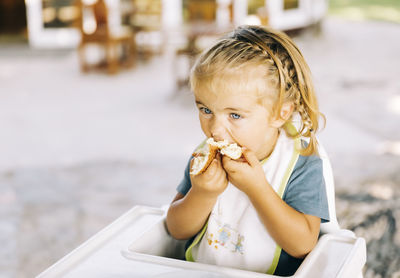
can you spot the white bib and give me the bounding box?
[186,131,301,274]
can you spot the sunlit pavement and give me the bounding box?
[0,17,399,278]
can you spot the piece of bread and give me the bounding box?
[190,143,219,176]
[207,138,242,160]
[190,138,243,175]
[220,142,242,159]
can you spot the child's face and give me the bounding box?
[194,88,281,161]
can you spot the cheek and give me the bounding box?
[229,121,256,145]
[235,119,269,147]
[199,116,212,137]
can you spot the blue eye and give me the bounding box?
[200,107,212,114]
[230,113,241,119]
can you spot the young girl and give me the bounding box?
[166,25,330,276]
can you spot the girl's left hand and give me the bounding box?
[221,148,268,195]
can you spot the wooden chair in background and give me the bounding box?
[128,0,164,61]
[77,0,135,74]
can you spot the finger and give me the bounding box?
[222,152,247,168]
[206,158,218,175]
[207,159,228,186]
[221,154,230,165]
[215,159,227,178]
[214,157,227,174]
[216,171,228,189]
[241,147,259,167]
[215,152,223,163]
[215,157,230,179]
[221,154,232,169]
[221,155,240,173]
[213,168,226,188]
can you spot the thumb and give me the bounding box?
[242,147,259,167]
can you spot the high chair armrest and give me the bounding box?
[333,229,356,238]
[295,233,366,278]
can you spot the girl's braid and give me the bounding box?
[294,89,313,133]
[230,39,277,68]
[264,42,314,134]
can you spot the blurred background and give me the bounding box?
[0,0,399,277]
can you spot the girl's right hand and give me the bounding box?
[190,153,228,197]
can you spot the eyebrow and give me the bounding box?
[196,100,251,113]
[225,107,252,113]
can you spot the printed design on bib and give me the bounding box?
[205,216,245,254]
[232,234,245,254]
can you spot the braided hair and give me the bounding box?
[190,25,325,156]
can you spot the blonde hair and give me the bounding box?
[190,25,325,156]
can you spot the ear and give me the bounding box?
[270,102,294,128]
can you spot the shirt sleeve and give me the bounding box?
[176,157,193,195]
[282,154,330,223]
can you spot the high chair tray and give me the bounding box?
[37,205,366,278]
[36,206,175,277]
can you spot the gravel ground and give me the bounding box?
[0,17,399,278]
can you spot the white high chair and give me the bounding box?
[36,144,366,278]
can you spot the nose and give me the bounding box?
[210,117,228,142]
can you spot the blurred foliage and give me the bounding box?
[247,0,265,15]
[329,0,400,23]
[283,0,299,10]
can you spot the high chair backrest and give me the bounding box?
[317,141,341,234]
[289,118,341,234]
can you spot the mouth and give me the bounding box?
[210,136,238,146]
[207,138,242,160]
